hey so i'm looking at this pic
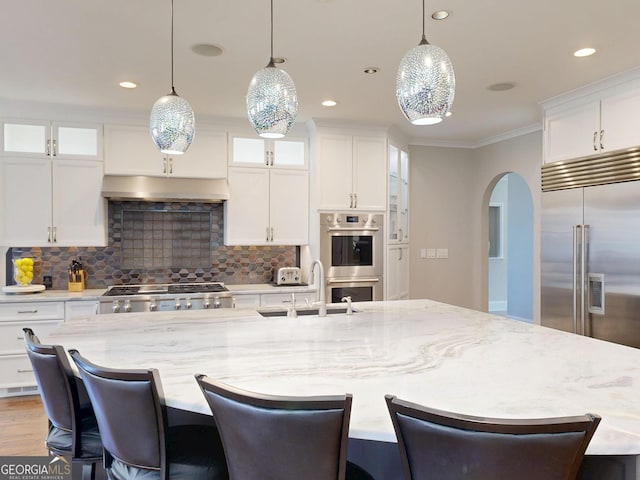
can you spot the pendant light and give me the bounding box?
[396,0,455,125]
[246,0,298,138]
[150,0,195,154]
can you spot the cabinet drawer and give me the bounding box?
[0,354,36,389]
[260,292,316,307]
[0,320,62,355]
[0,302,65,322]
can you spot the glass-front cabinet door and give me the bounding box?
[388,145,400,241]
[230,135,307,168]
[388,144,409,243]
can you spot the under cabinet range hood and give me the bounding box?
[101,176,230,202]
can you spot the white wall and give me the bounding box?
[409,130,542,322]
[408,145,476,308]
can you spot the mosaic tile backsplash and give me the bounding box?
[9,201,297,290]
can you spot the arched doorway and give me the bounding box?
[488,173,534,322]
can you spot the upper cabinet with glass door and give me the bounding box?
[1,121,102,160]
[388,144,409,243]
[229,135,307,169]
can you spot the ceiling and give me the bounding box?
[3,0,640,147]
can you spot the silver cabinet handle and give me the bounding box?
[17,336,25,340]
[398,248,403,260]
[581,224,589,336]
[18,309,38,314]
[349,193,354,208]
[398,228,403,241]
[46,139,51,156]
[265,150,269,166]
[163,157,167,174]
[354,193,357,208]
[599,129,604,150]
[47,226,52,243]
[270,227,274,242]
[52,139,57,156]
[270,151,274,166]
[52,226,57,243]
[266,227,270,242]
[572,225,579,335]
[17,369,34,374]
[169,158,173,174]
[593,131,598,151]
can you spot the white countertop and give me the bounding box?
[0,283,315,303]
[44,299,640,455]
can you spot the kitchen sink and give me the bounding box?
[257,305,355,317]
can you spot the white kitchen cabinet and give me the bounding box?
[317,133,386,211]
[1,120,102,160]
[386,245,409,300]
[232,294,261,309]
[229,135,307,169]
[388,144,409,243]
[0,156,106,247]
[0,301,65,396]
[543,84,640,163]
[65,300,99,319]
[104,124,227,178]
[224,167,308,245]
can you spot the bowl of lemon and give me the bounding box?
[2,258,45,294]
[14,258,34,286]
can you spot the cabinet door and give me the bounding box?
[600,86,640,153]
[386,245,409,300]
[52,159,107,246]
[269,169,308,245]
[544,101,600,163]
[224,167,270,245]
[388,145,399,242]
[2,121,49,157]
[317,134,353,210]
[352,135,386,210]
[0,157,51,246]
[273,138,307,168]
[399,149,410,242]
[230,136,267,166]
[170,129,227,178]
[104,124,164,176]
[52,123,102,160]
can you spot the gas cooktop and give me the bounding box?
[103,282,229,297]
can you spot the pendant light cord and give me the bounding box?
[269,0,275,64]
[419,0,429,45]
[170,0,176,92]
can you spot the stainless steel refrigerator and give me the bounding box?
[541,153,640,349]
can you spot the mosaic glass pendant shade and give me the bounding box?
[396,39,455,125]
[247,62,298,138]
[150,88,195,154]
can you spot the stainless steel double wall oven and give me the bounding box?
[320,213,383,302]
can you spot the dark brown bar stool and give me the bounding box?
[195,374,374,480]
[69,350,228,480]
[385,394,601,480]
[23,328,103,480]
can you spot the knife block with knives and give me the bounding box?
[68,258,85,292]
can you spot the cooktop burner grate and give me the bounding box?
[103,282,228,297]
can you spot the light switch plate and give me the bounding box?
[426,248,436,259]
[436,248,449,259]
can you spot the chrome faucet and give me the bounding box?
[308,260,327,317]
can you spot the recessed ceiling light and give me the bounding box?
[445,111,452,117]
[119,81,137,89]
[487,82,516,92]
[432,10,449,20]
[322,100,337,107]
[364,67,379,74]
[574,47,596,57]
[191,43,224,57]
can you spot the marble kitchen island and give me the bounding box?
[45,299,640,479]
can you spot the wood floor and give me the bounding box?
[0,394,48,456]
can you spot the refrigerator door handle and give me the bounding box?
[581,224,589,336]
[572,225,580,335]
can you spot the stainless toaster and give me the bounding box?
[275,267,302,285]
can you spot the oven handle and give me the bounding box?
[326,227,380,232]
[327,278,380,284]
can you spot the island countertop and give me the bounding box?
[44,299,640,456]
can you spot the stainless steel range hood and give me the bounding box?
[101,175,230,202]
